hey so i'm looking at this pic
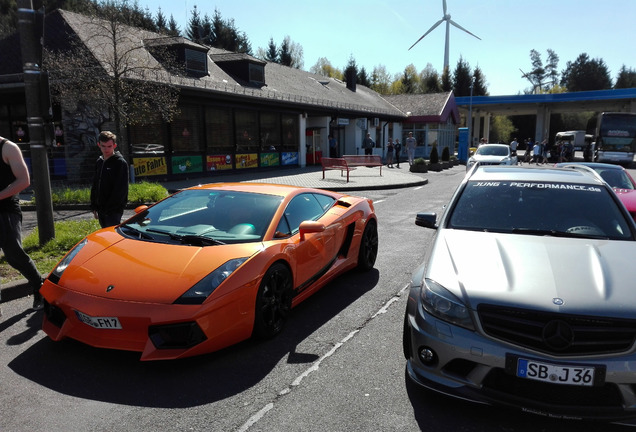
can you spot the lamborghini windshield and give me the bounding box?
[121,189,283,244]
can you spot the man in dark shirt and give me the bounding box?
[362,133,375,156]
[0,136,43,311]
[90,131,129,228]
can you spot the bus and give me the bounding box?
[594,112,636,165]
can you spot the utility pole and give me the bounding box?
[468,75,475,151]
[17,0,55,243]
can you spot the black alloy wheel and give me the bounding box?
[357,219,378,271]
[253,262,293,339]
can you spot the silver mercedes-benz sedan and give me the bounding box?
[403,164,636,423]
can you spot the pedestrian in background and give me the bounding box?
[510,137,519,165]
[90,131,129,228]
[524,138,534,163]
[406,132,417,165]
[386,138,394,168]
[328,134,338,157]
[0,136,43,311]
[394,138,402,168]
[362,133,375,155]
[510,137,518,156]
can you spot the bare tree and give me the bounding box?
[309,57,343,80]
[45,2,181,157]
[370,65,391,95]
[278,36,303,69]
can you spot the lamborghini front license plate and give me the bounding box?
[74,310,122,329]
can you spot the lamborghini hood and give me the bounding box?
[58,232,261,303]
[426,230,636,318]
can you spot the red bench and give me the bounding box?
[321,157,355,182]
[342,155,383,176]
[321,155,383,183]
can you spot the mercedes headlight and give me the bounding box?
[420,278,474,330]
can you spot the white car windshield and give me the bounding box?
[448,180,633,240]
[476,146,509,156]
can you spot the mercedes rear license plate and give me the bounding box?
[517,357,595,386]
[75,310,122,329]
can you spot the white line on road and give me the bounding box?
[236,285,409,431]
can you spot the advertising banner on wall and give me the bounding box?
[281,152,298,166]
[236,153,258,169]
[260,153,280,167]
[133,157,168,177]
[171,155,203,174]
[207,155,234,171]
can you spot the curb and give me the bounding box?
[0,279,34,304]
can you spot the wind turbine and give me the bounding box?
[408,0,481,72]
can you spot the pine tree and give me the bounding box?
[265,38,278,62]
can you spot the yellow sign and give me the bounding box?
[236,153,258,169]
[133,157,167,177]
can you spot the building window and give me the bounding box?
[129,113,164,155]
[185,48,207,75]
[281,114,298,151]
[249,63,265,85]
[260,112,280,151]
[171,105,201,152]
[205,107,233,153]
[235,110,258,153]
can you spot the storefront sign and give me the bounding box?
[260,153,280,167]
[133,157,167,177]
[282,152,298,166]
[236,153,258,169]
[207,155,234,170]
[171,155,203,174]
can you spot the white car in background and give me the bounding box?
[467,144,517,170]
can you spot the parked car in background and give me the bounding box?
[556,162,636,221]
[41,183,378,360]
[467,144,517,170]
[404,165,636,423]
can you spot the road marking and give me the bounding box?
[237,286,408,431]
[236,403,273,432]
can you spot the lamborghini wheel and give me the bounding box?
[253,262,293,339]
[357,219,378,271]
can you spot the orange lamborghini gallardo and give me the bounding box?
[41,183,378,360]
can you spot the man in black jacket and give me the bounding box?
[90,131,129,228]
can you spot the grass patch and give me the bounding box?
[1,219,101,284]
[32,181,169,205]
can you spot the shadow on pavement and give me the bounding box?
[8,269,379,408]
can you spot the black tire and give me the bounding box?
[357,219,378,271]
[253,262,293,340]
